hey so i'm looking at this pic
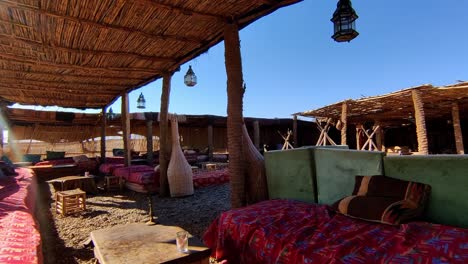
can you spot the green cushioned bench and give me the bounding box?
[384,155,468,228]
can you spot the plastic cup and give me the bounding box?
[176,231,189,253]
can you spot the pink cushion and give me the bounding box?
[193,168,229,188]
[112,165,154,178]
[0,168,42,264]
[35,158,74,166]
[99,163,124,174]
[125,171,158,185]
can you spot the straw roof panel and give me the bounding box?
[0,0,302,108]
[298,83,468,125]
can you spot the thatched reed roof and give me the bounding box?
[6,107,306,128]
[296,82,468,125]
[0,0,301,109]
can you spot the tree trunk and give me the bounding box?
[207,124,213,161]
[242,124,268,204]
[224,22,245,208]
[100,107,106,161]
[159,73,172,197]
[341,102,347,145]
[292,115,298,148]
[412,90,429,154]
[146,120,154,166]
[121,92,131,167]
[452,103,465,154]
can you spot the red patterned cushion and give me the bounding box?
[333,175,431,225]
[125,171,156,184]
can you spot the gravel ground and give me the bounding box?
[36,180,231,264]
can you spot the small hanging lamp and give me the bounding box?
[331,0,359,42]
[107,107,116,121]
[137,92,146,109]
[184,65,197,87]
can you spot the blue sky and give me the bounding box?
[14,0,468,119]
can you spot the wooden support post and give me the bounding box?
[316,121,325,146]
[341,102,348,146]
[292,115,298,148]
[356,124,362,150]
[121,92,131,167]
[0,126,3,157]
[452,103,465,154]
[146,119,154,166]
[100,107,107,161]
[159,72,172,197]
[375,123,383,151]
[224,21,245,208]
[412,90,429,154]
[207,124,213,161]
[253,120,260,150]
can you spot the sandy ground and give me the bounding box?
[36,180,231,264]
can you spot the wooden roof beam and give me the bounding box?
[0,33,176,64]
[135,0,225,21]
[0,65,145,81]
[0,86,119,96]
[0,53,161,75]
[0,76,128,88]
[0,1,204,45]
[2,93,108,108]
[0,69,137,85]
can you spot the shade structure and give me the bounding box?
[296,82,468,126]
[0,0,302,109]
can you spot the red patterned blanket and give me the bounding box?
[0,168,42,264]
[204,200,468,264]
[193,168,229,188]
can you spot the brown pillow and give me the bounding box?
[333,175,431,225]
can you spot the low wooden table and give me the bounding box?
[48,175,98,194]
[90,223,210,264]
[30,164,80,181]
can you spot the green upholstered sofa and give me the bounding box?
[384,155,468,228]
[265,145,350,203]
[265,148,468,228]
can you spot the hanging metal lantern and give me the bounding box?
[331,0,359,42]
[137,92,146,109]
[107,107,116,120]
[184,65,197,87]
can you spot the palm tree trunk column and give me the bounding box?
[100,107,107,161]
[451,103,464,154]
[121,92,131,167]
[146,119,154,166]
[224,21,245,208]
[411,90,429,154]
[341,101,348,145]
[159,72,172,197]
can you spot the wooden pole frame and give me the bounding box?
[412,90,429,154]
[207,124,213,161]
[224,21,245,208]
[292,115,298,148]
[340,102,348,146]
[159,72,172,197]
[121,92,131,167]
[253,120,260,150]
[146,119,154,166]
[100,106,107,161]
[452,102,465,154]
